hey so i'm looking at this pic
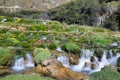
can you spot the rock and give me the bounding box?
[90,56,95,62]
[34,64,49,76]
[68,54,79,65]
[91,64,96,70]
[117,57,120,67]
[0,67,13,75]
[35,59,89,80]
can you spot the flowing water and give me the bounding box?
[57,49,120,74]
[12,53,34,71]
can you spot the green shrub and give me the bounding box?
[92,36,112,45]
[1,73,53,80]
[48,43,57,50]
[0,47,14,66]
[90,67,120,80]
[62,42,80,54]
[33,48,51,64]
[6,38,20,45]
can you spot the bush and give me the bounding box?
[6,38,20,46]
[33,48,51,64]
[62,42,80,54]
[0,47,14,66]
[1,73,53,80]
[48,43,57,50]
[90,67,120,80]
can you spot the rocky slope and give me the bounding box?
[0,0,74,12]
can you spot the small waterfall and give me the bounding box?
[57,55,70,68]
[56,46,64,52]
[57,49,120,75]
[12,57,25,71]
[12,53,34,71]
[25,53,35,68]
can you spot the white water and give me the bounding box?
[57,49,120,74]
[25,53,35,68]
[56,46,64,52]
[12,53,34,71]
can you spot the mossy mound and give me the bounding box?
[90,67,120,80]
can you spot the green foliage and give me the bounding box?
[62,42,80,54]
[6,38,20,45]
[48,0,105,26]
[0,47,14,66]
[48,43,57,50]
[92,36,112,45]
[1,73,53,80]
[90,67,120,80]
[33,48,51,64]
[29,25,47,31]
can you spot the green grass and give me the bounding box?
[1,73,53,80]
[90,67,120,80]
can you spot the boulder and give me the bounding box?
[68,54,79,65]
[35,59,89,80]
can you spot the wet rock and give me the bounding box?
[91,64,96,70]
[0,67,13,75]
[35,59,89,80]
[68,54,79,65]
[117,57,120,67]
[90,56,95,62]
[84,62,90,68]
[95,48,104,60]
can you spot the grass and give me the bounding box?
[1,73,53,80]
[90,67,120,80]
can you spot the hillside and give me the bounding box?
[0,0,75,12]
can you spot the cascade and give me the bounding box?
[12,53,34,71]
[57,49,120,74]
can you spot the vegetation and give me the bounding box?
[0,47,14,66]
[62,42,80,54]
[33,48,51,64]
[1,73,53,80]
[90,67,120,80]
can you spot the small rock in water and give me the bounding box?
[111,43,118,47]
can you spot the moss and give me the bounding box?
[33,48,51,64]
[1,73,53,80]
[90,67,120,80]
[0,47,15,66]
[62,42,80,54]
[48,43,57,50]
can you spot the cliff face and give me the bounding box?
[0,0,74,11]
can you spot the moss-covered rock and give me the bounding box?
[0,47,15,66]
[33,48,51,64]
[90,67,120,80]
[1,73,53,80]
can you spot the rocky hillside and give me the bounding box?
[0,0,74,12]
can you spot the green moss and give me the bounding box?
[33,48,51,64]
[92,36,112,45]
[0,47,14,66]
[90,67,120,80]
[1,73,53,80]
[62,42,80,54]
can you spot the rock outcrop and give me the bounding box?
[35,59,89,80]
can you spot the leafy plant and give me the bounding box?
[62,42,80,54]
[33,48,51,64]
[0,47,14,66]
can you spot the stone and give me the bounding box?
[35,59,89,80]
[68,54,79,65]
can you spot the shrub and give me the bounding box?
[92,36,112,46]
[6,38,20,45]
[33,48,51,64]
[48,43,57,50]
[90,67,120,80]
[0,47,14,66]
[62,42,80,54]
[1,73,53,80]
